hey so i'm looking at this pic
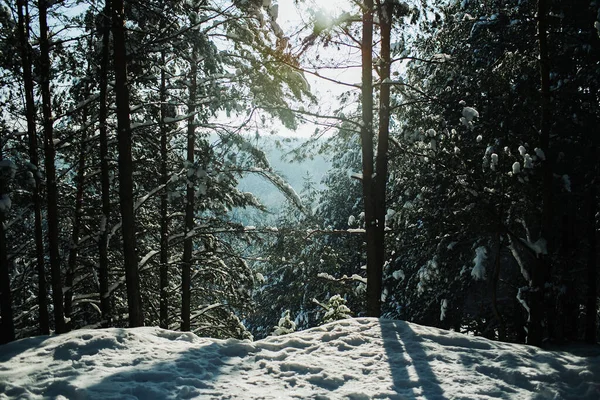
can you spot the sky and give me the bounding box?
[270,0,363,138]
[1,317,599,399]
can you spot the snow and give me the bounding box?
[347,228,366,233]
[491,153,498,165]
[471,245,487,280]
[268,4,278,20]
[461,106,479,122]
[429,139,437,151]
[534,147,546,160]
[347,215,355,226]
[524,154,533,169]
[512,161,521,174]
[525,237,548,256]
[392,269,405,280]
[439,299,448,321]
[273,310,296,336]
[432,53,451,62]
[0,194,11,214]
[562,174,572,192]
[1,318,599,399]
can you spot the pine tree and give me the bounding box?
[16,0,49,335]
[111,0,143,327]
[39,0,67,334]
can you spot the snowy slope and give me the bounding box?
[0,318,599,399]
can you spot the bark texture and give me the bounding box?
[361,0,379,317]
[112,0,143,327]
[17,0,49,335]
[39,0,66,334]
[159,50,170,330]
[181,45,198,332]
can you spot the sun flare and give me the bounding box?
[316,0,352,17]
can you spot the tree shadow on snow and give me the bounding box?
[380,320,448,400]
[39,330,238,400]
[0,335,53,363]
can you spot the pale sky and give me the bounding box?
[271,0,362,137]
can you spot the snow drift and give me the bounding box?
[0,318,599,399]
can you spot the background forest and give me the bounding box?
[0,0,598,349]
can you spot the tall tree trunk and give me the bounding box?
[181,46,198,332]
[64,115,88,330]
[39,0,66,334]
[17,0,49,335]
[360,0,381,317]
[159,50,169,330]
[361,0,381,317]
[585,185,597,343]
[0,224,13,345]
[360,0,378,318]
[0,151,15,344]
[529,0,553,346]
[372,0,393,317]
[491,232,506,341]
[584,104,598,343]
[98,0,112,326]
[112,0,143,327]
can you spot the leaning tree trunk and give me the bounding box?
[39,0,66,334]
[181,45,198,332]
[17,0,49,335]
[360,0,379,318]
[159,50,169,330]
[0,151,15,344]
[98,0,112,326]
[112,0,143,327]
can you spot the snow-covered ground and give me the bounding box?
[1,318,599,399]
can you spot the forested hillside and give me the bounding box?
[0,0,598,357]
[236,135,330,217]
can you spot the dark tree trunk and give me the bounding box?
[159,50,169,330]
[0,151,15,344]
[584,176,598,343]
[17,0,49,335]
[64,114,88,330]
[360,0,379,318]
[0,226,13,345]
[112,0,143,327]
[98,0,112,326]
[528,0,553,346]
[491,232,506,341]
[39,0,66,334]
[584,12,599,342]
[372,0,393,317]
[181,46,198,332]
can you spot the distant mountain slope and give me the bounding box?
[237,136,330,214]
[1,317,599,399]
